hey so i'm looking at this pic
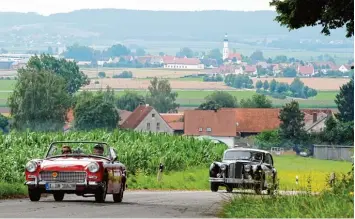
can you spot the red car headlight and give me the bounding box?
[25,161,37,173]
[87,162,99,173]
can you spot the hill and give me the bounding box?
[0,9,351,45]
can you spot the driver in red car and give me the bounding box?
[61,145,72,154]
[93,144,104,156]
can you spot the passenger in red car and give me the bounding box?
[93,144,104,156]
[61,145,72,154]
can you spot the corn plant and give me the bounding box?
[0,129,226,183]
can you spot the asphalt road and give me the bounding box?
[0,190,305,218]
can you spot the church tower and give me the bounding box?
[222,33,229,61]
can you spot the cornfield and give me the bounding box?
[0,130,226,183]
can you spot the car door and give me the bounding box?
[109,147,125,194]
[262,153,274,187]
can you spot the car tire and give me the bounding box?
[254,173,265,195]
[53,192,65,201]
[210,182,219,192]
[95,181,107,203]
[28,188,41,202]
[226,185,233,193]
[113,183,124,203]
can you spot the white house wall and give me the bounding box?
[134,108,174,134]
[164,64,204,69]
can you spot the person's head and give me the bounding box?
[93,144,104,155]
[62,145,72,154]
[254,153,262,161]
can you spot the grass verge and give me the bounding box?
[219,191,354,218]
[219,164,354,218]
[0,182,27,199]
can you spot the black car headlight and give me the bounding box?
[220,164,227,171]
[244,164,251,172]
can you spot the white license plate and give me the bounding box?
[45,183,76,190]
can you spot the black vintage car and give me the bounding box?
[209,147,278,195]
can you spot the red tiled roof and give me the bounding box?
[161,113,184,123]
[235,108,281,133]
[168,122,184,130]
[120,105,153,129]
[298,65,314,75]
[228,53,242,60]
[162,55,176,63]
[161,113,184,130]
[219,108,281,133]
[245,65,257,72]
[184,109,237,137]
[118,110,132,125]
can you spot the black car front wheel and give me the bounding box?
[28,188,41,201]
[53,192,65,201]
[95,181,107,203]
[113,183,124,203]
[211,182,219,192]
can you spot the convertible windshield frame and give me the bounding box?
[45,141,111,160]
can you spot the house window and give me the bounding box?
[152,113,155,118]
[199,128,203,132]
[157,122,160,131]
[147,123,150,130]
[206,127,212,132]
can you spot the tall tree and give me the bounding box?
[74,87,120,131]
[269,79,277,92]
[8,68,71,131]
[240,94,272,108]
[25,54,89,95]
[117,90,145,111]
[335,79,354,122]
[278,100,306,143]
[263,80,270,90]
[270,0,354,38]
[198,91,238,110]
[176,47,194,58]
[145,77,179,113]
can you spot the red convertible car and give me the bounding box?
[24,141,127,203]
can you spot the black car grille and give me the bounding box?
[40,171,86,183]
[228,163,243,179]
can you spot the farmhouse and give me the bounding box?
[120,104,183,134]
[183,109,237,147]
[298,65,315,77]
[163,56,204,70]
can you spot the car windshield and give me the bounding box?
[223,150,263,161]
[46,142,111,159]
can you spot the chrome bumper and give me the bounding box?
[24,176,99,187]
[209,177,260,184]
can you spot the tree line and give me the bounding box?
[255,78,317,99]
[2,55,180,132]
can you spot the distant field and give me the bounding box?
[0,77,343,109]
[81,68,204,79]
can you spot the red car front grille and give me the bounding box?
[40,171,87,183]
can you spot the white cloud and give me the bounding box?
[0,0,274,15]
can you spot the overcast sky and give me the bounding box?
[0,0,274,15]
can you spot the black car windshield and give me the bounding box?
[224,151,263,161]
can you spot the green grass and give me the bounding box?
[0,80,340,108]
[0,80,16,90]
[220,190,354,218]
[0,182,27,199]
